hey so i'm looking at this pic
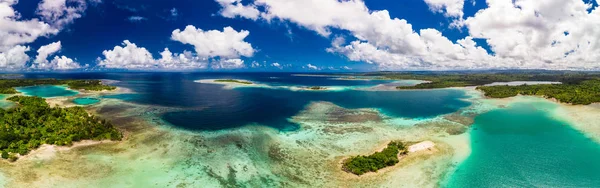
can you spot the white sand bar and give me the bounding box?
[408,141,435,153]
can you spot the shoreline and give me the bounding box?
[13,140,115,162]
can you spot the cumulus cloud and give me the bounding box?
[0,0,58,51]
[306,64,319,70]
[171,25,255,58]
[461,0,600,69]
[215,0,600,70]
[50,55,81,69]
[271,62,281,68]
[214,0,260,20]
[212,58,245,69]
[34,41,62,65]
[423,0,465,18]
[36,0,89,29]
[99,25,255,70]
[0,0,91,71]
[0,45,30,70]
[30,41,82,70]
[158,48,207,69]
[98,40,158,69]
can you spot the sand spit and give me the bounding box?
[15,140,113,162]
[408,141,435,153]
[195,79,351,92]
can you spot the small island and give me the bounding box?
[306,86,327,90]
[0,79,116,94]
[0,96,122,162]
[214,79,253,85]
[345,72,600,105]
[476,80,600,105]
[342,141,407,175]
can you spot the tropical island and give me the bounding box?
[0,96,122,161]
[214,79,253,85]
[349,71,600,105]
[343,141,408,175]
[0,79,116,94]
[306,86,327,90]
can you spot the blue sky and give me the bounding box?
[1,0,599,72]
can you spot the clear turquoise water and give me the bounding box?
[0,94,13,108]
[73,97,101,105]
[15,85,78,98]
[447,102,600,187]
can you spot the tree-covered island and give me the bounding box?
[343,141,407,175]
[0,79,116,94]
[214,79,253,85]
[0,96,122,161]
[352,71,600,105]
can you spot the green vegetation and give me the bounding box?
[308,86,326,90]
[0,96,122,161]
[0,79,116,94]
[385,72,599,89]
[214,79,253,85]
[349,71,600,105]
[477,80,600,105]
[343,141,407,175]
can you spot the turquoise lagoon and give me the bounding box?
[15,85,78,98]
[3,73,600,187]
[73,97,101,105]
[0,94,13,108]
[447,101,600,187]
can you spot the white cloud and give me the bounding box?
[216,0,600,70]
[212,58,245,69]
[98,25,256,70]
[271,62,281,68]
[306,64,319,70]
[127,16,147,22]
[171,25,255,58]
[0,45,30,70]
[98,40,157,69]
[34,41,62,65]
[50,55,81,69]
[0,1,58,51]
[170,8,178,17]
[158,48,207,69]
[215,0,260,20]
[251,61,261,67]
[36,0,88,29]
[31,41,82,70]
[423,0,465,18]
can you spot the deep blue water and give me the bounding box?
[22,73,471,131]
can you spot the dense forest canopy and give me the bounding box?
[0,96,122,161]
[0,79,116,94]
[343,141,407,175]
[358,71,600,105]
[477,80,600,105]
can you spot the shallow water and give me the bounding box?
[73,97,101,105]
[0,94,13,108]
[447,101,600,187]
[3,73,599,187]
[15,85,78,98]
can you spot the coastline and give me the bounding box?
[2,78,599,187]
